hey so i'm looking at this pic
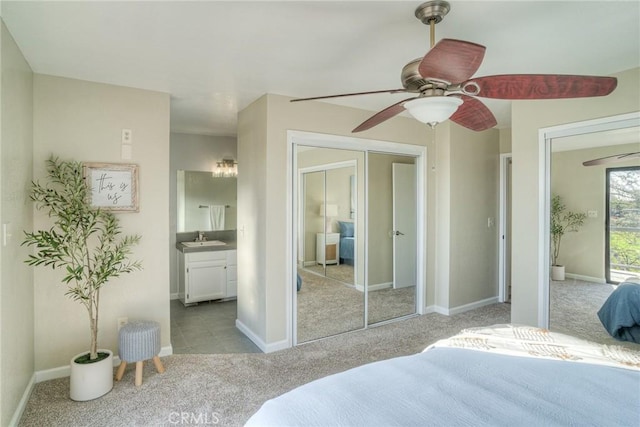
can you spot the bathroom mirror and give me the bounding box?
[176,170,237,232]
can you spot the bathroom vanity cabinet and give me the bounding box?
[177,249,237,305]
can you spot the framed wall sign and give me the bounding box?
[83,162,139,212]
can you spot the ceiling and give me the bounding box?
[2,1,639,137]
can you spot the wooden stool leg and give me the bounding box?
[135,361,143,387]
[153,355,165,374]
[115,361,127,381]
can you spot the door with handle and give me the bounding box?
[392,163,417,289]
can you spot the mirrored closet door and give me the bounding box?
[296,147,364,343]
[367,152,417,325]
[547,122,640,345]
[294,141,423,344]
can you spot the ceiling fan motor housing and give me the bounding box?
[415,1,450,25]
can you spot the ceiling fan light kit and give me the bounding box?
[404,96,462,128]
[290,1,617,133]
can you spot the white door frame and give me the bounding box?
[498,153,512,303]
[288,130,426,346]
[537,111,640,328]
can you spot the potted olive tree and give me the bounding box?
[23,157,141,401]
[550,194,587,281]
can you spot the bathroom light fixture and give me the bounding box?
[403,96,463,128]
[214,158,238,177]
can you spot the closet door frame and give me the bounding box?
[288,130,426,346]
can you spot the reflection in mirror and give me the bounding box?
[296,146,364,343]
[177,170,237,232]
[367,153,417,324]
[549,126,639,349]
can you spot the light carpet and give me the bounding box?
[549,278,638,350]
[19,303,510,427]
[296,268,415,342]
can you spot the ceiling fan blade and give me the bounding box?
[352,97,418,133]
[418,38,486,84]
[469,74,618,99]
[290,88,407,103]
[449,95,497,131]
[582,152,640,166]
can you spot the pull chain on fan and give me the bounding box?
[290,1,618,133]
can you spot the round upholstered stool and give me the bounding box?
[115,320,165,386]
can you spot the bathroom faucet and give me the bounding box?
[196,231,207,242]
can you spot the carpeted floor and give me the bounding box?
[304,263,354,284]
[19,279,639,426]
[549,278,638,350]
[19,303,510,427]
[296,268,415,342]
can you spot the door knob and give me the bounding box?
[393,230,405,236]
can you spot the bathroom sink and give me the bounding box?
[182,240,227,247]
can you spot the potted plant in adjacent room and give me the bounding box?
[550,194,587,281]
[23,157,141,401]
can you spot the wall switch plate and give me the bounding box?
[487,217,495,228]
[121,129,132,144]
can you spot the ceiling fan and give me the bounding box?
[583,152,640,166]
[290,1,618,133]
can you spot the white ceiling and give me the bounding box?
[3,1,639,137]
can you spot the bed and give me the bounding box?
[338,221,355,265]
[246,324,640,426]
[598,278,640,343]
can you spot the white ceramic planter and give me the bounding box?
[551,265,565,281]
[69,349,113,401]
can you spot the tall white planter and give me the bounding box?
[551,265,565,281]
[70,349,113,401]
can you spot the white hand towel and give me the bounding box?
[209,205,225,231]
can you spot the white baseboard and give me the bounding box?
[355,282,392,292]
[424,305,436,314]
[34,345,173,383]
[424,297,499,316]
[565,273,606,284]
[9,373,36,427]
[235,319,287,353]
[170,293,180,300]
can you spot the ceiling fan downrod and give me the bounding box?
[415,0,451,48]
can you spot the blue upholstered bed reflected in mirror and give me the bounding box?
[295,145,420,343]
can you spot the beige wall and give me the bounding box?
[448,125,500,307]
[511,67,640,325]
[0,20,34,426]
[500,128,512,154]
[238,94,431,347]
[436,125,499,311]
[33,75,171,370]
[433,123,501,310]
[236,95,268,341]
[238,93,501,348]
[552,143,640,280]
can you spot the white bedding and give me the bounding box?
[246,325,640,426]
